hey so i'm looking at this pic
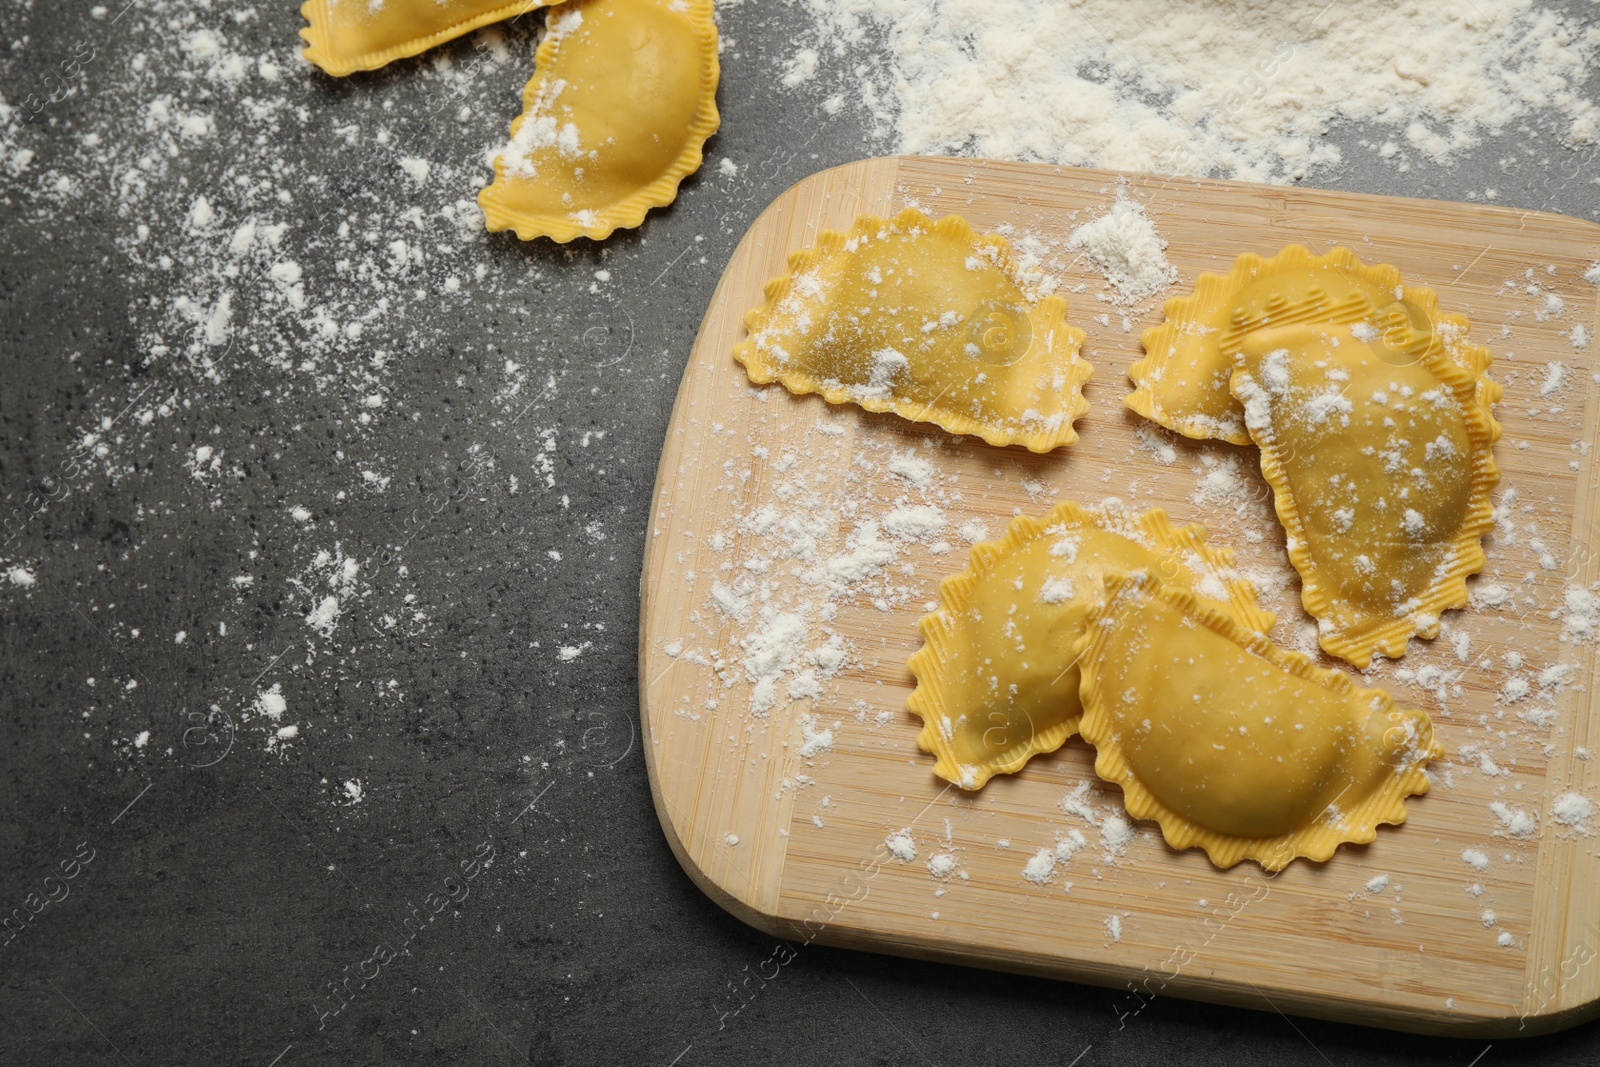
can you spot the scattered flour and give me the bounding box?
[397,156,431,184]
[887,450,935,488]
[247,683,299,754]
[253,685,287,721]
[1055,829,1089,864]
[883,504,947,541]
[1489,801,1539,838]
[1022,848,1056,884]
[797,715,837,757]
[1039,577,1075,605]
[957,519,989,544]
[1462,848,1491,872]
[1541,361,1567,397]
[1190,454,1268,518]
[1552,791,1593,831]
[743,611,809,714]
[1133,424,1178,466]
[1066,197,1178,304]
[886,829,917,862]
[1099,812,1134,857]
[295,546,368,641]
[790,0,1600,182]
[1558,586,1600,643]
[305,596,341,637]
[1061,781,1098,823]
[782,47,819,88]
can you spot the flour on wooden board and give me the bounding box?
[666,305,1600,961]
[1067,197,1178,305]
[1552,791,1593,831]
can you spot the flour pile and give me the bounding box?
[792,0,1600,182]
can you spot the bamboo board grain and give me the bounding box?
[639,156,1600,1036]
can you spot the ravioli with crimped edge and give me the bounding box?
[907,501,1273,789]
[734,209,1093,452]
[478,0,719,242]
[1075,572,1440,871]
[300,0,551,77]
[1230,315,1500,668]
[1126,245,1500,444]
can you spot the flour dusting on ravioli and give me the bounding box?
[907,500,1272,789]
[1076,573,1440,870]
[301,0,552,77]
[1230,319,1500,667]
[478,0,719,242]
[735,209,1093,452]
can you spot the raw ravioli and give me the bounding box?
[734,209,1093,452]
[907,501,1273,789]
[1076,573,1440,871]
[300,0,549,77]
[1230,321,1500,667]
[478,0,719,242]
[1126,245,1499,444]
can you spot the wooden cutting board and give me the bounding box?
[638,156,1600,1035]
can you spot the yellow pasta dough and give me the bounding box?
[906,502,1273,789]
[477,0,719,242]
[1076,573,1440,870]
[300,0,549,77]
[734,209,1093,452]
[1126,245,1500,444]
[1230,319,1500,667]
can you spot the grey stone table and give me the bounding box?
[2,3,1597,1065]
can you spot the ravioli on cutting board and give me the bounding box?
[1126,245,1500,444]
[1076,573,1440,871]
[1230,319,1500,667]
[735,208,1093,452]
[908,501,1274,789]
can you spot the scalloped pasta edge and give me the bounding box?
[734,208,1092,452]
[1076,573,1440,871]
[1126,255,1269,445]
[906,502,1275,789]
[1126,245,1502,446]
[300,0,552,77]
[476,0,721,243]
[1234,335,1501,668]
